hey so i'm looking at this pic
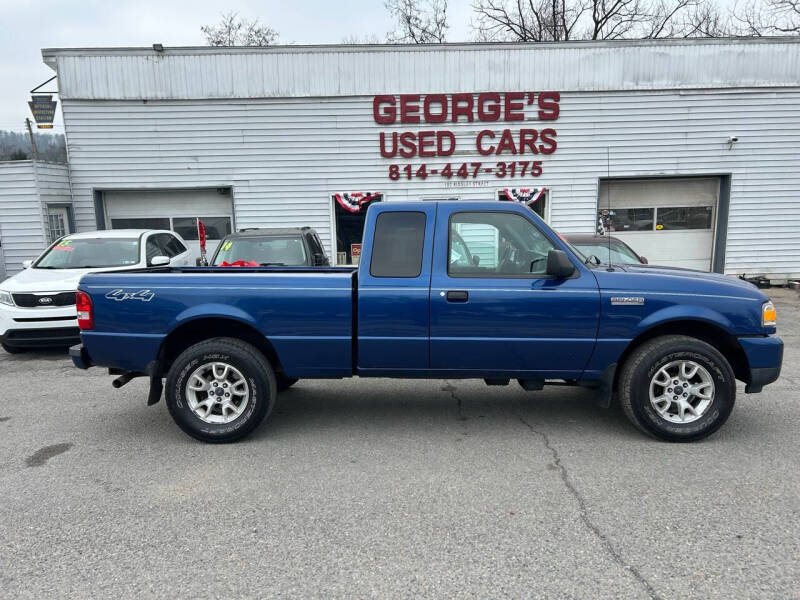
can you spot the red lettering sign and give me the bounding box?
[372,92,561,164]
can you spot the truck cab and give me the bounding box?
[357,202,600,379]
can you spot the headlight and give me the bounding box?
[762,301,776,327]
[0,290,13,306]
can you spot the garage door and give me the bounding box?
[598,178,719,271]
[104,189,233,260]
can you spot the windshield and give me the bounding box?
[213,236,307,266]
[571,240,642,265]
[35,238,141,269]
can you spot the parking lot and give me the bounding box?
[0,288,797,599]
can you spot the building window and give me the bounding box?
[45,206,72,244]
[172,216,232,240]
[656,206,713,230]
[597,206,714,233]
[597,208,654,233]
[332,192,382,265]
[111,216,231,240]
[111,217,171,230]
[497,188,548,221]
[46,214,66,242]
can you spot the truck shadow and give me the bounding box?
[252,380,642,442]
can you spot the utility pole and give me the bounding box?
[25,118,39,161]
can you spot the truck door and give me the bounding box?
[356,203,437,375]
[429,205,600,379]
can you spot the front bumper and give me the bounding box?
[1,326,80,349]
[738,335,783,393]
[0,304,79,349]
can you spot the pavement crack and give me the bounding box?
[513,409,663,600]
[442,380,468,421]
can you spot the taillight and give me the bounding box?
[76,290,94,330]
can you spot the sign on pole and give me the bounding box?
[28,95,58,129]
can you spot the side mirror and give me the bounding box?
[195,257,203,266]
[546,249,575,279]
[472,255,480,266]
[149,255,170,267]
[640,256,649,264]
[313,253,327,266]
[22,260,33,269]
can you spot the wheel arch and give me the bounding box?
[159,316,284,376]
[613,319,749,389]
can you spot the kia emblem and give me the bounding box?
[38,296,54,305]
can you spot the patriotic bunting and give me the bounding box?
[502,187,547,205]
[334,192,382,213]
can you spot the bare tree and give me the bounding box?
[733,0,800,34]
[471,0,587,41]
[201,12,279,46]
[386,0,449,43]
[471,0,732,41]
[341,34,385,44]
[673,0,731,37]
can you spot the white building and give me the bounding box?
[0,160,71,278]
[19,37,800,277]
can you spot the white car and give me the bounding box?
[0,229,192,353]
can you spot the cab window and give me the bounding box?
[145,237,163,263]
[448,212,555,277]
[370,212,426,278]
[160,234,186,257]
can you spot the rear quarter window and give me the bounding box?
[370,212,426,278]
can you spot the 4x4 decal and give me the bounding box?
[105,289,155,302]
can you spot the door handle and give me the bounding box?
[446,290,469,302]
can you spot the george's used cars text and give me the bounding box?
[70,201,782,443]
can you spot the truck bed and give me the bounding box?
[79,268,356,376]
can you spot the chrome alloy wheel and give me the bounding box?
[185,362,250,424]
[649,360,715,424]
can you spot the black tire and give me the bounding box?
[165,337,276,443]
[276,374,299,392]
[1,343,26,354]
[618,335,736,442]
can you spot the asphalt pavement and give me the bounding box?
[0,288,798,599]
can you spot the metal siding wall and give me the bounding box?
[61,88,800,279]
[34,163,71,207]
[0,162,47,275]
[49,40,800,100]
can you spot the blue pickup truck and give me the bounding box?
[71,201,782,443]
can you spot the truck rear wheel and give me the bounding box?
[165,337,276,443]
[618,335,736,442]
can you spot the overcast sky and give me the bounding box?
[0,0,475,134]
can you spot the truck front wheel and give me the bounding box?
[165,337,276,443]
[618,335,736,442]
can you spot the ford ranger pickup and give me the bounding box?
[70,201,783,443]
